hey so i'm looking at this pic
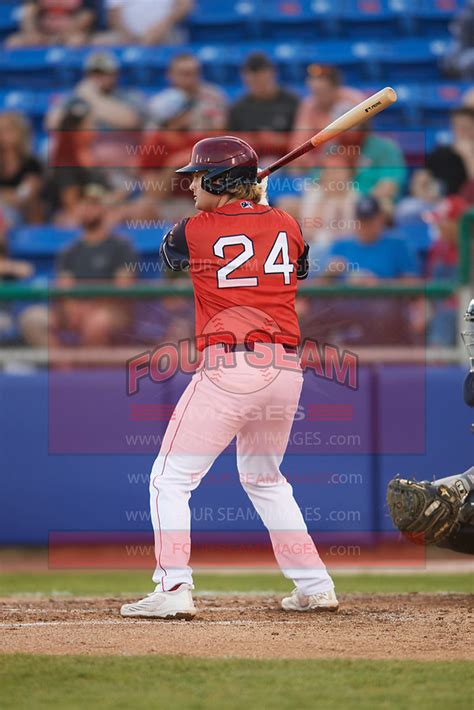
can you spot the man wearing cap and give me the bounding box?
[312,195,420,345]
[228,52,299,158]
[46,51,143,131]
[51,184,138,346]
[155,53,228,131]
[325,195,419,283]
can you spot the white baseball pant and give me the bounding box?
[149,344,334,595]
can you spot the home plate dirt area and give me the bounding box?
[1,594,472,660]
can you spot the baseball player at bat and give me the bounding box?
[121,135,339,619]
[121,90,397,619]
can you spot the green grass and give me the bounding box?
[0,570,472,596]
[1,656,472,710]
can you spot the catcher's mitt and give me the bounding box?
[387,477,463,545]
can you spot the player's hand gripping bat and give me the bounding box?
[257,86,397,181]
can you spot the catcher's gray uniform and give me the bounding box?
[387,299,474,556]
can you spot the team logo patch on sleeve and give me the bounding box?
[240,201,254,209]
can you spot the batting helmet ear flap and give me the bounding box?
[201,166,258,196]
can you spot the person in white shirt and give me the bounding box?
[94,0,193,45]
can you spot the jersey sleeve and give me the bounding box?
[297,241,310,280]
[288,213,309,280]
[160,218,190,272]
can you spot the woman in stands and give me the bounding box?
[0,112,44,224]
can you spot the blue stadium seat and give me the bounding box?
[379,38,450,82]
[390,221,432,275]
[8,226,79,278]
[339,0,415,39]
[9,226,79,258]
[425,128,452,153]
[419,82,468,128]
[0,3,19,40]
[270,40,382,84]
[188,0,259,42]
[0,90,50,130]
[118,225,171,255]
[116,225,171,280]
[414,0,463,38]
[260,0,341,40]
[0,48,83,89]
[8,224,170,280]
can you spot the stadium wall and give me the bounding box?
[0,366,471,545]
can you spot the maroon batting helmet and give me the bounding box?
[176,135,258,195]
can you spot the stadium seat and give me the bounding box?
[260,0,341,40]
[339,0,415,39]
[271,40,382,84]
[8,226,79,278]
[188,0,259,42]
[118,225,171,255]
[8,224,170,281]
[0,48,82,90]
[0,2,19,41]
[0,90,50,131]
[116,225,171,280]
[414,0,464,38]
[379,38,450,82]
[419,83,469,129]
[390,221,433,275]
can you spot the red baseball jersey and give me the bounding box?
[161,201,308,349]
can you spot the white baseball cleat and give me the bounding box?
[120,584,196,619]
[281,587,339,612]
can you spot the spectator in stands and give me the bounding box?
[288,65,363,169]
[426,195,468,282]
[46,52,143,132]
[324,195,419,283]
[21,182,140,347]
[6,0,97,48]
[280,119,407,226]
[425,195,469,345]
[298,156,358,274]
[444,0,474,80]
[0,206,32,283]
[154,53,228,130]
[336,121,407,210]
[0,112,44,225]
[306,195,420,346]
[426,107,474,197]
[46,97,106,222]
[228,52,299,159]
[0,205,46,347]
[395,169,441,225]
[50,183,138,347]
[463,86,474,108]
[94,0,192,45]
[126,88,201,224]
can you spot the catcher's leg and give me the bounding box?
[437,522,474,555]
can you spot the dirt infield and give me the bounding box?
[1,593,472,660]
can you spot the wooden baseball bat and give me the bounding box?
[257,86,397,181]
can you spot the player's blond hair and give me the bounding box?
[227,176,269,205]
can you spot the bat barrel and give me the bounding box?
[257,86,397,182]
